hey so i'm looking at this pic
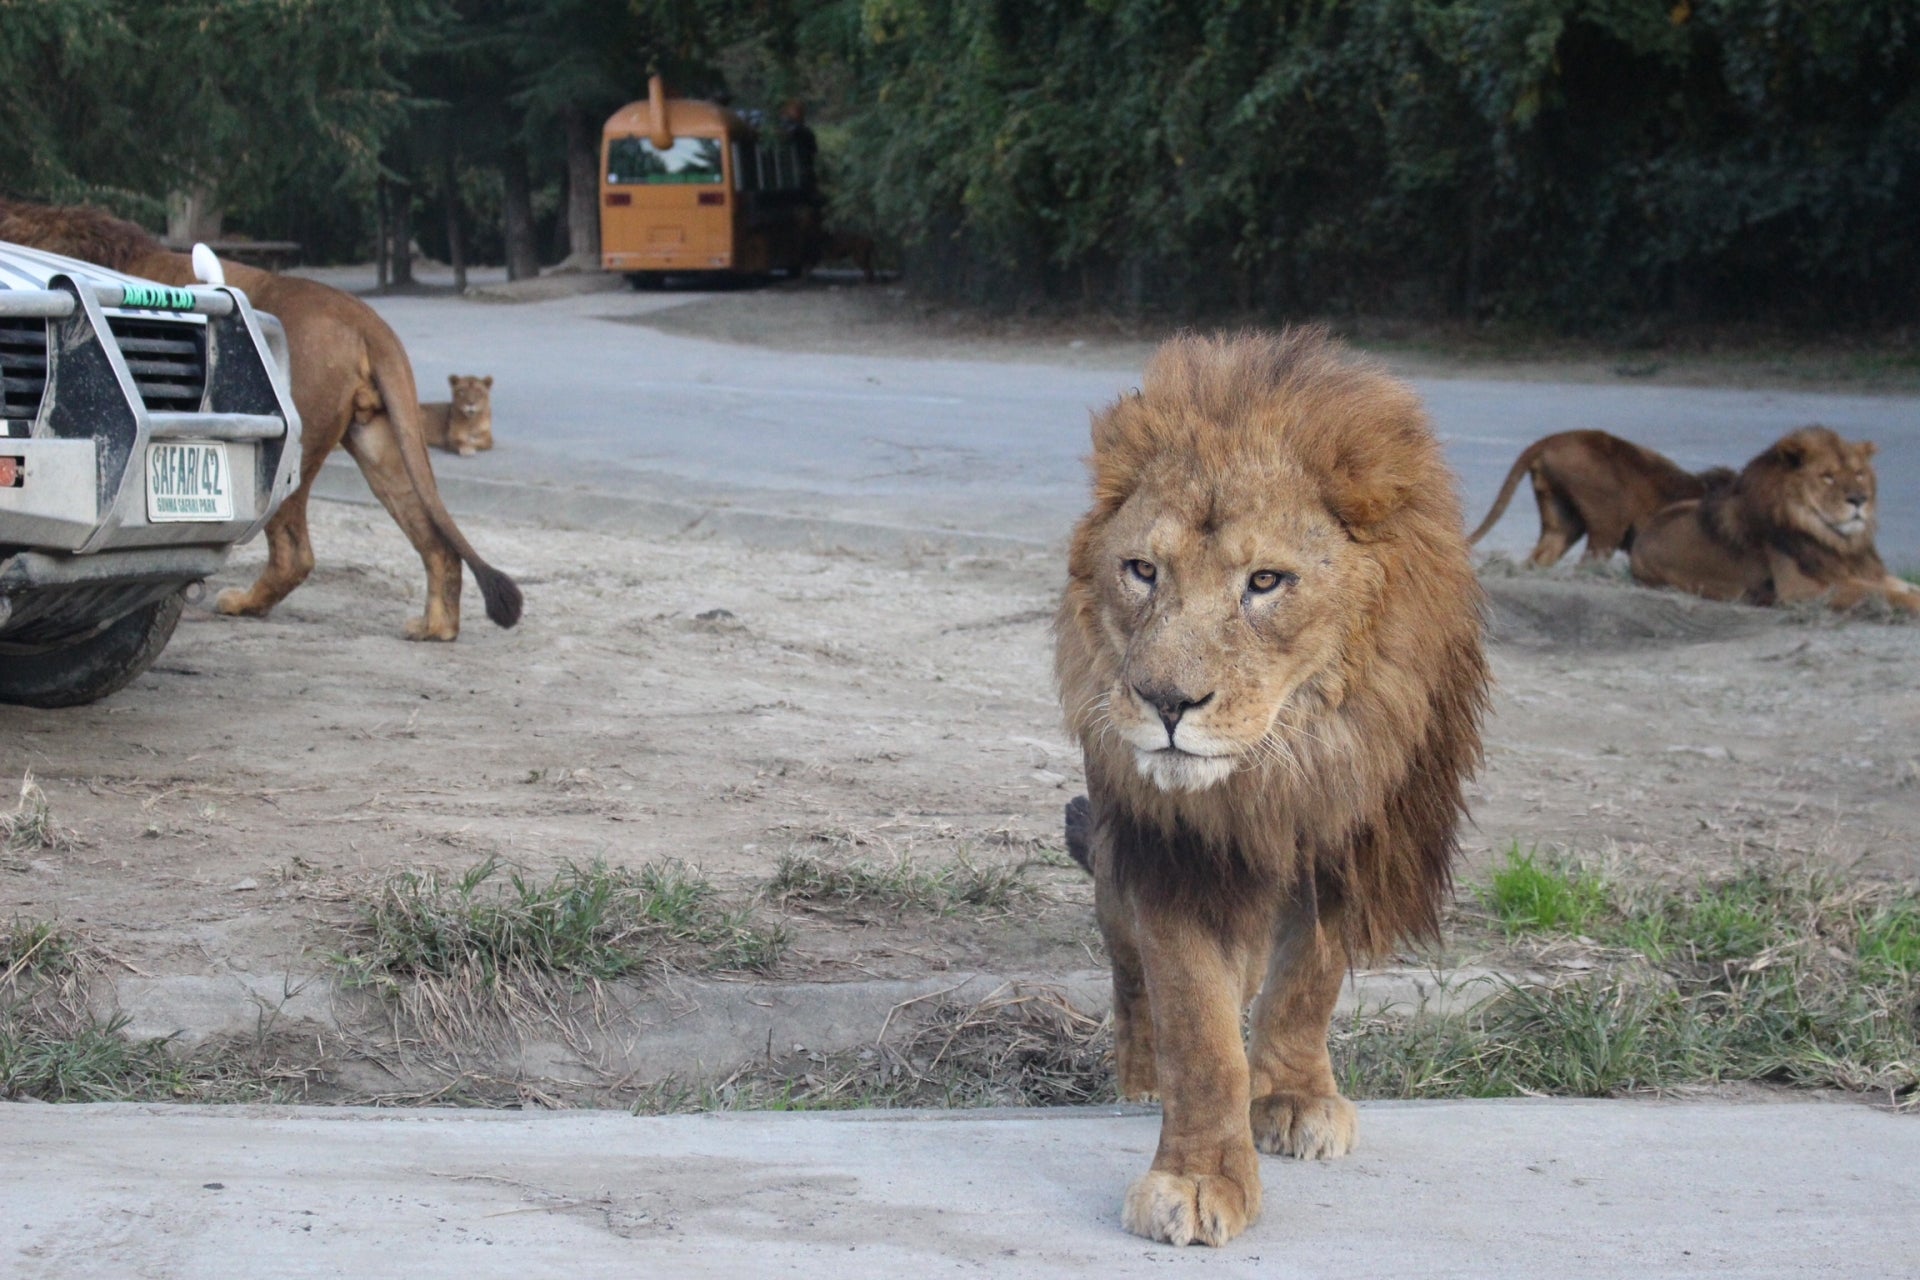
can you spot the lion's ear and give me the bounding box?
[1328,474,1410,532]
[1773,439,1807,469]
[1859,439,1877,459]
[1325,428,1421,534]
[447,374,459,389]
[482,375,494,388]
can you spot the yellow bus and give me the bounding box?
[600,77,815,285]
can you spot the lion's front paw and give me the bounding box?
[1121,1170,1258,1247]
[213,587,268,618]
[403,615,459,642]
[1250,1091,1357,1159]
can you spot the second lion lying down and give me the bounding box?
[1056,331,1489,1247]
[1630,425,1918,614]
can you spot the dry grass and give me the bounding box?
[637,985,1114,1114]
[331,858,790,1048]
[0,918,310,1102]
[765,849,1040,916]
[1,772,76,863]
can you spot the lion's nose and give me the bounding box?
[1847,493,1868,510]
[1133,683,1213,737]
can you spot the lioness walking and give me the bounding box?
[0,199,520,641]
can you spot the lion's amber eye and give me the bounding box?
[1247,569,1296,594]
[1125,559,1157,585]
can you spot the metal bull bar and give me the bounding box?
[0,281,237,319]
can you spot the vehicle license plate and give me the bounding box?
[146,441,233,522]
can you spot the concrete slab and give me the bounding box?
[4,1099,1913,1278]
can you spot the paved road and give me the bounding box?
[348,286,1920,564]
[6,1099,1913,1278]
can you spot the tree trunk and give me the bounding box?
[564,109,601,266]
[375,177,391,290]
[165,185,224,246]
[388,177,415,288]
[501,148,540,281]
[1462,191,1485,318]
[443,145,467,294]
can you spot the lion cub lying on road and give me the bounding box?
[421,374,494,456]
[1469,429,1731,565]
[1631,425,1918,614]
[1056,331,1489,1246]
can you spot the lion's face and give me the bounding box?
[1078,422,1402,793]
[1769,429,1878,549]
[446,374,494,456]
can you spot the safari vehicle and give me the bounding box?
[600,75,815,284]
[0,242,301,707]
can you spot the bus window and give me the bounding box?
[607,136,724,185]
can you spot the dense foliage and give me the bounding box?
[820,0,1920,323]
[0,0,441,220]
[4,0,1914,324]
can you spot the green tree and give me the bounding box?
[814,0,1920,325]
[0,0,152,212]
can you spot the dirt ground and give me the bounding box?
[4,498,1916,1012]
[5,281,1918,1095]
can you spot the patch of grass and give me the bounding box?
[1340,962,1914,1103]
[0,919,303,1103]
[336,857,789,992]
[0,1014,312,1104]
[1479,845,1608,937]
[1,772,75,857]
[0,1014,190,1101]
[1858,902,1920,982]
[1658,874,1779,962]
[766,851,1038,916]
[635,986,1114,1114]
[1,919,79,981]
[1346,867,1920,1106]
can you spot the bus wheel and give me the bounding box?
[626,272,663,291]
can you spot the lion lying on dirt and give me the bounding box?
[1469,429,1731,565]
[1056,330,1489,1246]
[1631,425,1918,614]
[0,200,520,641]
[422,374,494,456]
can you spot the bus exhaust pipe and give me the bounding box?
[647,74,673,150]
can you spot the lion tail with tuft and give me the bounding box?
[368,340,523,628]
[1467,436,1553,545]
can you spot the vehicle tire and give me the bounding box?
[0,590,186,709]
[626,272,663,291]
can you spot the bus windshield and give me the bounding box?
[607,136,724,185]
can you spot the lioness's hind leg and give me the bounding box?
[344,415,462,641]
[1528,474,1583,567]
[1578,506,1632,562]
[215,481,316,618]
[1246,897,1356,1160]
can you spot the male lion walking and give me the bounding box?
[1056,330,1488,1246]
[0,200,519,641]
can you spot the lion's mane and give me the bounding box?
[1055,330,1490,958]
